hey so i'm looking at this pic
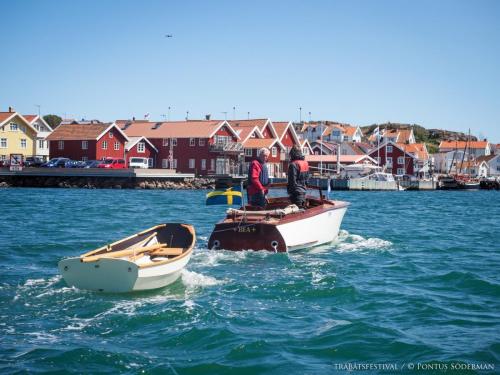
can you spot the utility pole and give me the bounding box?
[299,107,302,122]
[247,111,250,120]
[233,106,236,120]
[186,111,189,121]
[168,106,171,121]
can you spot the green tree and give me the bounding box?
[43,114,62,129]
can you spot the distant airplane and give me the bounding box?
[165,34,173,38]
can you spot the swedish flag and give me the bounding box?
[206,186,243,206]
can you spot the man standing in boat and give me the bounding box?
[247,148,270,207]
[287,146,309,207]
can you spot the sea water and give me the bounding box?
[0,188,499,374]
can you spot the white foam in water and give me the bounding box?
[181,269,225,288]
[333,230,392,253]
[192,248,247,267]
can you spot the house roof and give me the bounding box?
[343,126,358,137]
[0,112,38,133]
[476,154,498,163]
[22,115,38,123]
[232,125,263,142]
[306,154,377,164]
[243,138,285,149]
[46,123,123,141]
[122,120,240,140]
[398,143,429,160]
[369,141,417,159]
[0,112,17,124]
[439,140,490,149]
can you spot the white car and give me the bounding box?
[129,157,149,169]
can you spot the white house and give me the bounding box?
[23,115,53,161]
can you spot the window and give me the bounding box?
[172,159,177,168]
[34,124,40,131]
[250,132,256,138]
[163,138,168,146]
[82,140,88,150]
[0,155,6,161]
[245,148,252,157]
[190,138,195,146]
[102,140,107,150]
[201,159,206,170]
[397,157,404,164]
[20,139,26,148]
[210,159,215,171]
[58,140,64,150]
[172,138,177,146]
[114,141,120,150]
[0,138,7,148]
[162,159,168,168]
[20,125,26,133]
[386,145,393,153]
[214,135,230,145]
[109,131,114,138]
[39,140,46,149]
[397,168,405,175]
[199,138,205,146]
[137,142,145,153]
[272,147,277,157]
[386,157,393,166]
[375,157,381,164]
[189,159,195,168]
[82,156,88,162]
[10,123,18,131]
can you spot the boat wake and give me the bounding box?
[332,230,392,253]
[181,269,225,289]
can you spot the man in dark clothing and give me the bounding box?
[247,148,270,207]
[287,146,309,207]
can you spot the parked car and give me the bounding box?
[41,158,70,168]
[97,158,127,169]
[129,157,149,169]
[84,160,102,168]
[24,156,45,167]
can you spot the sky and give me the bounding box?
[1,0,499,141]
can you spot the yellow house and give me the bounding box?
[0,110,38,164]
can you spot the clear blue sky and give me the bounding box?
[1,0,499,141]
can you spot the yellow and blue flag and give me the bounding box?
[206,186,243,206]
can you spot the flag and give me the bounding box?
[206,185,242,206]
[144,113,150,119]
[373,126,380,140]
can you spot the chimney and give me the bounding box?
[132,116,136,121]
[205,114,211,120]
[8,106,13,113]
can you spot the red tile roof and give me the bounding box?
[398,143,429,160]
[46,123,112,140]
[439,140,489,149]
[22,114,38,123]
[0,112,16,124]
[306,154,376,163]
[122,120,237,139]
[243,138,278,149]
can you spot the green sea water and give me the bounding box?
[0,188,499,374]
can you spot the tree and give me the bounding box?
[43,114,62,129]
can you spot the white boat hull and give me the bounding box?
[58,250,192,293]
[277,206,348,251]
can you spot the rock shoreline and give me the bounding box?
[0,176,216,190]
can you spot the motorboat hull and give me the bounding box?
[208,198,349,252]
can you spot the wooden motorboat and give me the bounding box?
[58,223,195,292]
[208,187,349,252]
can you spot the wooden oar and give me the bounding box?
[150,248,184,257]
[82,243,166,263]
[82,231,158,258]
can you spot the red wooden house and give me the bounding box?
[125,136,158,167]
[47,123,129,162]
[121,120,241,175]
[242,137,287,178]
[368,141,417,175]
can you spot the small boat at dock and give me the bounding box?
[208,185,349,252]
[58,223,195,292]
